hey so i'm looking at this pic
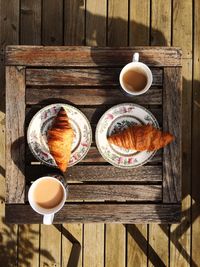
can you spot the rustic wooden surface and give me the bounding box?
[5,45,181,223]
[5,66,26,203]
[0,0,198,266]
[5,203,181,224]
[163,67,182,203]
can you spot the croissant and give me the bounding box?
[107,124,174,151]
[47,107,74,172]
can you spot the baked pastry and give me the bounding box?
[47,107,74,172]
[107,124,173,151]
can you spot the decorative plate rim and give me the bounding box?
[27,103,92,168]
[95,103,159,169]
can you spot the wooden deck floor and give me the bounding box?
[0,0,199,266]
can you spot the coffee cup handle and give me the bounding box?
[43,214,54,225]
[133,52,139,62]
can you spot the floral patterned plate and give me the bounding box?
[27,103,92,168]
[95,103,159,168]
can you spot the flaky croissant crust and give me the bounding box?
[47,107,74,172]
[108,124,174,151]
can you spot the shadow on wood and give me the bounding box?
[1,2,197,266]
[126,224,166,267]
[0,196,55,266]
[54,224,81,267]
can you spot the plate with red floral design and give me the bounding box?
[95,103,159,168]
[27,103,92,168]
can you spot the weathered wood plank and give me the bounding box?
[26,165,162,182]
[17,225,40,267]
[163,67,181,203]
[129,0,150,45]
[108,0,128,47]
[86,0,106,46]
[26,87,162,106]
[0,215,18,267]
[42,0,63,45]
[5,204,181,224]
[127,224,147,267]
[25,67,163,86]
[192,0,200,265]
[40,225,61,267]
[5,46,182,67]
[62,223,83,267]
[149,225,170,267]
[151,0,171,46]
[0,1,19,46]
[0,1,19,266]
[173,0,192,59]
[6,66,25,203]
[84,224,104,267]
[105,224,126,267]
[20,0,41,45]
[66,184,162,201]
[64,0,85,45]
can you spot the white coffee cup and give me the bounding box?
[28,176,67,225]
[119,52,153,96]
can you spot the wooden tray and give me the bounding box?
[5,46,182,223]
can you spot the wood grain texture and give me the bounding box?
[86,0,106,46]
[25,165,162,182]
[151,0,171,46]
[105,224,125,267]
[20,0,41,45]
[5,204,181,224]
[108,0,128,46]
[64,0,85,45]
[58,184,162,201]
[127,224,147,267]
[149,225,169,267]
[40,225,61,267]
[26,67,163,86]
[17,225,40,267]
[62,224,82,267]
[0,1,19,266]
[5,46,182,67]
[0,0,19,46]
[42,0,63,45]
[192,1,200,265]
[129,0,150,45]
[26,87,162,105]
[163,67,182,203]
[173,0,192,59]
[6,66,25,203]
[84,224,104,267]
